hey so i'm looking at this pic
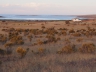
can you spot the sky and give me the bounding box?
[0,0,96,15]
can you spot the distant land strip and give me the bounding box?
[0,16,4,18]
[77,15,96,19]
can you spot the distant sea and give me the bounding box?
[0,14,78,20]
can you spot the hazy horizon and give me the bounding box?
[0,0,96,15]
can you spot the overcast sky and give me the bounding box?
[0,0,96,15]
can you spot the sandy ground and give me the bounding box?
[0,20,96,72]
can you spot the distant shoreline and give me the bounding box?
[0,14,96,20]
[77,15,96,19]
[0,16,4,18]
[0,15,76,20]
[0,19,73,21]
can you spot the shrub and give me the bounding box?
[57,45,76,54]
[32,50,34,53]
[0,36,7,44]
[38,48,46,53]
[4,42,13,55]
[76,38,83,42]
[2,20,5,22]
[9,35,24,45]
[56,50,63,54]
[62,45,75,53]
[0,61,2,65]
[84,31,90,37]
[60,30,67,36]
[4,42,13,48]
[56,37,61,41]
[17,40,24,45]
[0,48,6,55]
[27,35,32,42]
[37,39,43,45]
[65,21,70,24]
[69,29,75,34]
[46,36,57,43]
[73,32,81,37]
[26,48,29,51]
[16,47,27,58]
[65,38,71,45]
[41,26,45,30]
[78,43,95,53]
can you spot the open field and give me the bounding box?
[0,20,96,72]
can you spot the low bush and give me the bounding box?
[4,42,13,55]
[57,44,76,54]
[65,21,70,24]
[76,38,83,42]
[78,43,95,53]
[0,61,2,65]
[69,29,75,34]
[0,48,6,55]
[73,32,81,37]
[41,26,45,30]
[60,30,67,36]
[38,48,46,53]
[16,47,27,58]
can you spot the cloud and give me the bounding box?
[0,3,96,15]
[21,3,40,8]
[0,3,62,14]
[0,2,51,8]
[0,2,62,9]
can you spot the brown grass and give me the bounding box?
[0,20,96,72]
[78,43,96,53]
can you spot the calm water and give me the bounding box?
[0,14,77,20]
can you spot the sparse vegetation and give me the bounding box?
[0,20,96,72]
[38,48,46,53]
[0,61,2,65]
[69,29,75,34]
[73,32,81,37]
[16,47,27,58]
[0,48,6,56]
[76,38,83,42]
[78,43,96,53]
[57,44,76,54]
[65,20,70,24]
